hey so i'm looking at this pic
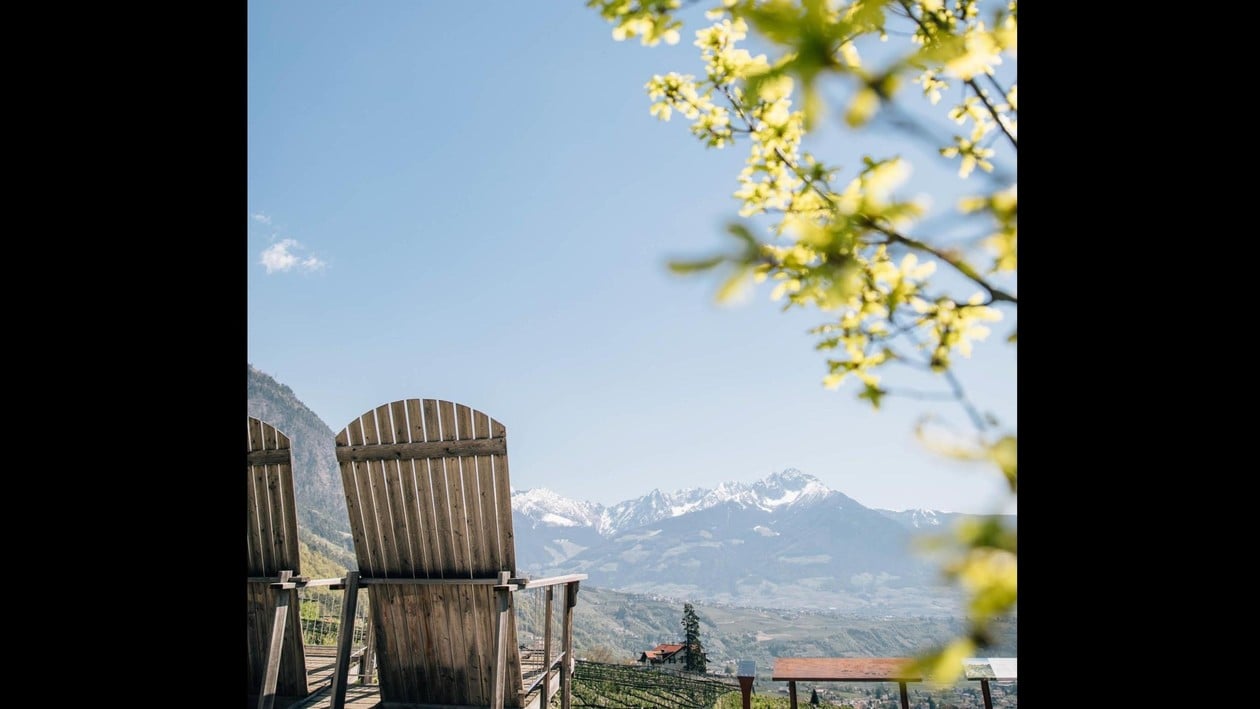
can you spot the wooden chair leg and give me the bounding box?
[329,571,360,709]
[258,570,293,709]
[491,572,511,709]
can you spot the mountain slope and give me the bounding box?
[247,363,355,569]
[247,367,1010,615]
[512,471,985,613]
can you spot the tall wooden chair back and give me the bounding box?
[328,398,584,709]
[246,416,310,708]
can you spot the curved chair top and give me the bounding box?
[334,398,516,579]
[246,416,301,578]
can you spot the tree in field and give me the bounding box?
[681,602,707,673]
[589,0,1016,680]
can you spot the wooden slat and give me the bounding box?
[388,403,429,703]
[425,400,459,704]
[260,421,284,561]
[490,415,523,706]
[426,400,457,579]
[250,418,276,576]
[246,421,267,577]
[247,448,292,465]
[469,409,495,704]
[343,414,398,699]
[369,587,400,703]
[441,400,475,704]
[450,403,474,575]
[340,418,378,579]
[283,587,308,696]
[364,407,401,575]
[247,581,267,693]
[404,399,438,700]
[490,416,515,573]
[276,427,300,572]
[453,403,486,704]
[335,436,506,462]
[403,587,434,701]
[366,405,421,703]
[267,422,299,571]
[392,401,435,699]
[387,399,419,576]
[471,409,494,575]
[336,422,373,581]
[412,400,440,578]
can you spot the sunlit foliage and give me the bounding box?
[590,0,1016,680]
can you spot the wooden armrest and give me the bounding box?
[517,574,587,590]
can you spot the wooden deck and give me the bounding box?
[284,645,561,709]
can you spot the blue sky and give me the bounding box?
[248,2,1016,514]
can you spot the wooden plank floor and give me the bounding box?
[286,647,378,709]
[286,646,557,709]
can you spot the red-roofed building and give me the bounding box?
[638,642,689,667]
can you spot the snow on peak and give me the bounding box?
[751,470,832,510]
[511,487,600,527]
[513,469,840,536]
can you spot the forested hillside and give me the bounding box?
[528,586,1016,675]
[247,363,355,571]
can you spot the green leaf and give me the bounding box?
[857,382,886,408]
[845,86,879,127]
[989,435,1017,492]
[715,265,751,303]
[667,256,725,274]
[726,222,757,246]
[850,0,888,31]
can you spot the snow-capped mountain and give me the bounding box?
[511,487,603,529]
[513,468,834,541]
[510,468,1013,611]
[880,508,945,529]
[878,507,1018,531]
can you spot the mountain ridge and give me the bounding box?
[247,365,1014,614]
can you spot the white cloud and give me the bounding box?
[261,238,327,274]
[251,212,272,225]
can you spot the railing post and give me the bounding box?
[329,571,360,709]
[359,613,375,684]
[561,581,580,709]
[737,660,755,709]
[491,571,512,709]
[541,586,554,708]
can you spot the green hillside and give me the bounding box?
[521,585,1016,680]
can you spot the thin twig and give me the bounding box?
[861,218,1017,305]
[965,78,1017,150]
[905,329,990,433]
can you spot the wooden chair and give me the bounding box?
[327,398,587,709]
[247,416,349,709]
